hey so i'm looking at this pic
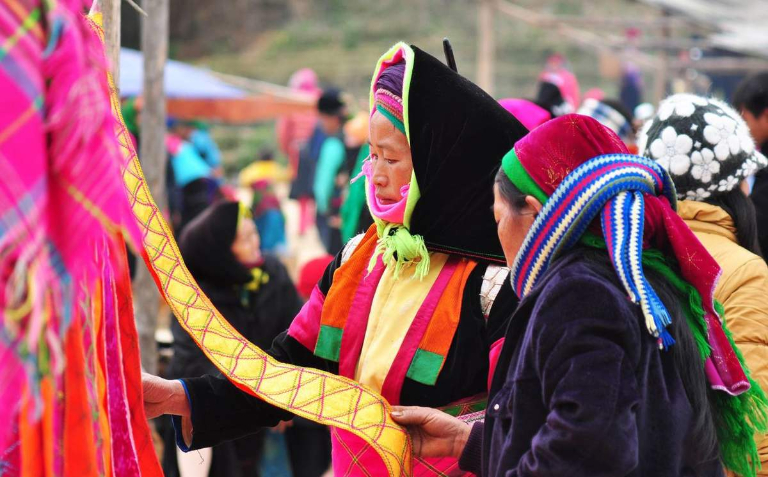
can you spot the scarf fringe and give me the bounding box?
[642,250,768,477]
[368,222,430,280]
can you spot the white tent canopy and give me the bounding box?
[641,0,768,59]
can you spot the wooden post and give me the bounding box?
[133,0,169,375]
[477,0,495,94]
[102,0,121,83]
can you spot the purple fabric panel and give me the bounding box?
[375,60,405,99]
[458,421,485,475]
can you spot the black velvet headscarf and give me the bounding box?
[179,201,253,286]
[403,45,529,263]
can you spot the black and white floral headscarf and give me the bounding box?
[638,94,767,201]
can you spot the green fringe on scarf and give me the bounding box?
[641,249,768,477]
[368,222,430,280]
[581,234,768,475]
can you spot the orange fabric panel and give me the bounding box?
[418,259,477,356]
[63,315,99,477]
[320,225,378,329]
[20,390,43,477]
[92,279,113,477]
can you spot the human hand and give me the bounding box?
[390,406,470,459]
[142,372,190,419]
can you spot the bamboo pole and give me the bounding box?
[102,0,121,83]
[133,0,169,375]
[653,10,671,105]
[477,0,496,94]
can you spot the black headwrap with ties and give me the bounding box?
[402,45,529,262]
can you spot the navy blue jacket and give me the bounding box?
[459,247,724,477]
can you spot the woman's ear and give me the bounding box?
[524,195,544,215]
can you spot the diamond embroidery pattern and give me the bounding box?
[110,75,412,475]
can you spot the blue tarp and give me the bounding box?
[119,48,245,99]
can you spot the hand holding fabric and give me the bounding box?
[142,373,190,419]
[390,406,470,458]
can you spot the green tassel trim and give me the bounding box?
[581,239,768,476]
[368,222,430,280]
[641,249,712,362]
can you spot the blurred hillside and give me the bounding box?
[120,0,662,173]
[122,0,661,100]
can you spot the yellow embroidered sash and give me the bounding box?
[89,12,412,476]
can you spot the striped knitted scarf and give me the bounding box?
[502,114,768,475]
[507,152,680,347]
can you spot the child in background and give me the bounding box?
[240,149,289,256]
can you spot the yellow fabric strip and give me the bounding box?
[89,13,412,477]
[355,253,449,389]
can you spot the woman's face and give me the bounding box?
[493,184,542,266]
[369,111,413,204]
[231,218,262,266]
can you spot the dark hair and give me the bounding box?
[318,88,346,116]
[495,166,719,458]
[258,148,275,162]
[535,81,567,117]
[580,247,719,462]
[705,188,763,257]
[602,98,635,132]
[733,73,768,117]
[495,166,528,210]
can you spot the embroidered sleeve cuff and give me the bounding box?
[458,421,484,474]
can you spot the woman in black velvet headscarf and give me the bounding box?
[144,42,529,476]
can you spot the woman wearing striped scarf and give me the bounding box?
[393,114,768,477]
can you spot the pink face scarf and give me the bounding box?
[353,159,409,224]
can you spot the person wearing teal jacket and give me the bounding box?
[340,143,373,243]
[312,89,347,254]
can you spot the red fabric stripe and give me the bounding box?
[337,256,386,378]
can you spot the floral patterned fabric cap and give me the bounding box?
[638,94,768,201]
